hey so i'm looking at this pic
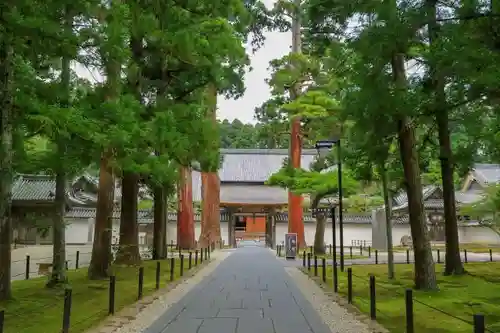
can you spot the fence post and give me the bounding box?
[314,256,318,276]
[368,246,371,258]
[405,289,414,333]
[75,251,80,269]
[170,258,175,282]
[189,252,192,269]
[347,268,352,304]
[0,310,4,333]
[155,262,160,290]
[489,249,493,262]
[437,249,440,264]
[375,250,378,264]
[406,249,410,264]
[62,288,72,333]
[322,258,326,282]
[369,275,376,320]
[310,245,313,254]
[329,244,332,255]
[333,262,338,293]
[473,314,485,333]
[200,248,204,263]
[359,245,363,256]
[108,275,116,315]
[25,255,30,280]
[180,254,184,277]
[464,249,468,263]
[307,253,311,271]
[195,250,199,265]
[138,267,144,300]
[302,251,306,267]
[349,246,353,259]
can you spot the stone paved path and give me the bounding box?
[144,245,333,333]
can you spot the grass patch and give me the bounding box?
[308,262,500,333]
[2,257,205,333]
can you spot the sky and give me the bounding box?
[73,0,288,125]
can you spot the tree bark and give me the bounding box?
[380,163,395,279]
[115,172,141,264]
[427,0,464,275]
[152,183,166,260]
[88,152,115,279]
[178,167,195,249]
[313,213,326,255]
[0,38,13,300]
[392,53,437,290]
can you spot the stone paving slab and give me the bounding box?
[144,246,333,333]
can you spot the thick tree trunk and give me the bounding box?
[177,167,195,249]
[313,214,326,255]
[392,53,437,290]
[0,39,13,300]
[47,161,67,287]
[115,172,141,264]
[152,184,166,259]
[200,172,221,248]
[427,0,464,275]
[88,152,114,279]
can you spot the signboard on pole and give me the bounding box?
[285,233,297,259]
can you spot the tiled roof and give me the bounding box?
[455,190,483,204]
[192,149,317,203]
[220,184,289,205]
[472,163,500,184]
[393,185,438,207]
[218,148,317,182]
[12,175,56,201]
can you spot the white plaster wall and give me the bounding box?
[64,218,89,244]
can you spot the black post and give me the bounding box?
[406,249,410,264]
[189,252,192,269]
[329,244,332,255]
[322,258,326,282]
[155,261,160,290]
[62,288,72,333]
[375,250,378,264]
[195,250,199,265]
[473,314,485,333]
[307,253,311,271]
[369,275,376,320]
[368,246,371,258]
[302,251,306,267]
[490,249,493,262]
[464,249,468,263]
[76,251,80,269]
[437,249,440,264]
[0,310,4,333]
[200,248,204,263]
[138,267,144,300]
[405,289,414,333]
[170,258,175,281]
[359,245,363,256]
[349,246,352,259]
[333,261,338,292]
[347,268,352,303]
[314,255,318,276]
[108,275,116,315]
[180,254,184,277]
[337,139,344,271]
[25,255,30,280]
[309,245,313,254]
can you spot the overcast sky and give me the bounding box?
[73,0,288,125]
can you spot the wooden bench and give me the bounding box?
[37,261,69,275]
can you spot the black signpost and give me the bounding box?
[285,233,297,259]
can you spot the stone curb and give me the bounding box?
[296,267,389,333]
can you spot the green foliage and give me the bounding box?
[461,185,500,234]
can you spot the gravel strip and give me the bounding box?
[88,251,232,333]
[285,267,388,333]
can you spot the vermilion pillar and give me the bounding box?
[177,166,195,249]
[200,172,221,247]
[289,118,305,248]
